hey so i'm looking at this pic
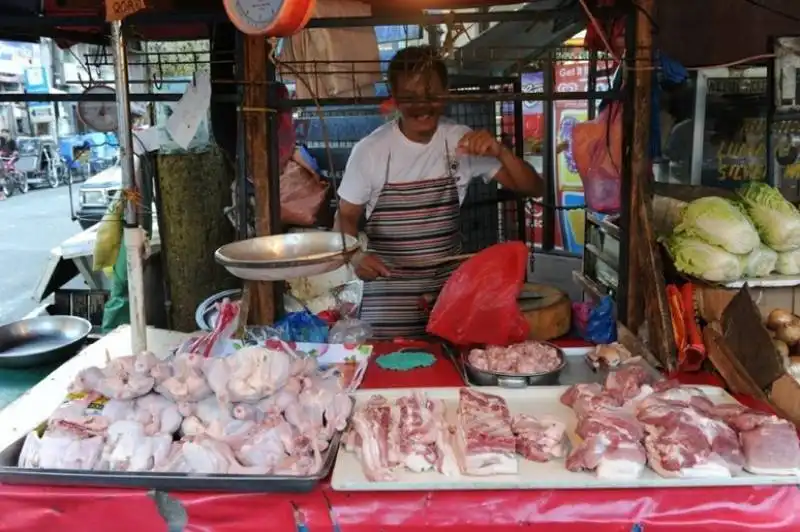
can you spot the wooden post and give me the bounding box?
[243,35,275,325]
[626,0,677,370]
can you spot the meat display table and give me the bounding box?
[0,329,798,531]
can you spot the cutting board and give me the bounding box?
[331,386,800,492]
[518,283,571,341]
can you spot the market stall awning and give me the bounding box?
[0,0,579,44]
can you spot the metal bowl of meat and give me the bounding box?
[464,341,566,388]
[215,232,360,282]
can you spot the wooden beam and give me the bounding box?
[243,35,275,325]
[627,0,677,370]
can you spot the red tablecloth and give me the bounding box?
[2,341,799,532]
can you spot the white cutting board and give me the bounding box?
[331,386,800,491]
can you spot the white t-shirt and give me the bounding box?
[337,118,503,218]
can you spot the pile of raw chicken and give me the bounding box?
[345,366,800,482]
[563,365,800,479]
[17,346,353,475]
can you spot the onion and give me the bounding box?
[774,339,790,360]
[767,309,798,330]
[776,324,800,345]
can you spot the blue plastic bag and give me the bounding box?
[273,310,329,343]
[583,296,617,344]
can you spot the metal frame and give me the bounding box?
[689,66,768,187]
[0,5,639,331]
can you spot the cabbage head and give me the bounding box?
[744,244,778,277]
[673,196,759,255]
[737,182,800,252]
[776,249,800,275]
[666,235,744,282]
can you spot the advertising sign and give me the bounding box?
[24,67,50,109]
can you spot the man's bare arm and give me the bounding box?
[334,199,363,237]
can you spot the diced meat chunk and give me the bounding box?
[511,414,567,462]
[467,342,561,374]
[566,433,646,479]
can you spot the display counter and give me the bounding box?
[0,329,797,531]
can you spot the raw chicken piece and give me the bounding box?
[98,394,182,436]
[155,352,213,403]
[181,436,271,475]
[101,420,173,472]
[235,418,295,470]
[566,433,646,479]
[100,399,136,423]
[18,431,105,470]
[72,353,156,400]
[290,356,318,378]
[512,414,567,462]
[203,346,291,404]
[133,393,183,435]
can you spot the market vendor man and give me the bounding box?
[335,45,542,338]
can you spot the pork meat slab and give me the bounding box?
[454,388,517,476]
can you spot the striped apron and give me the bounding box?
[360,149,461,338]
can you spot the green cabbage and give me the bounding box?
[666,235,744,282]
[776,249,800,275]
[673,196,759,254]
[744,244,778,277]
[737,182,800,251]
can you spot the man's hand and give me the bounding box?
[457,130,503,158]
[353,252,391,281]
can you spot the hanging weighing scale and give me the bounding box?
[77,85,119,132]
[223,0,316,36]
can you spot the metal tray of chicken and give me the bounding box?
[0,432,342,493]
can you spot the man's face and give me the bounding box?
[393,70,446,139]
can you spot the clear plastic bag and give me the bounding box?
[329,319,373,345]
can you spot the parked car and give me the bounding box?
[75,164,121,229]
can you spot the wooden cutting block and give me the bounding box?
[518,283,572,341]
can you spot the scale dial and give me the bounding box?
[223,0,315,37]
[77,86,119,133]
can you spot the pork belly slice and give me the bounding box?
[512,414,567,462]
[350,395,400,482]
[395,392,442,473]
[454,388,517,476]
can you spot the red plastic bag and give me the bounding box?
[427,242,530,346]
[572,101,622,214]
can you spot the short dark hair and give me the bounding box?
[387,46,448,91]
